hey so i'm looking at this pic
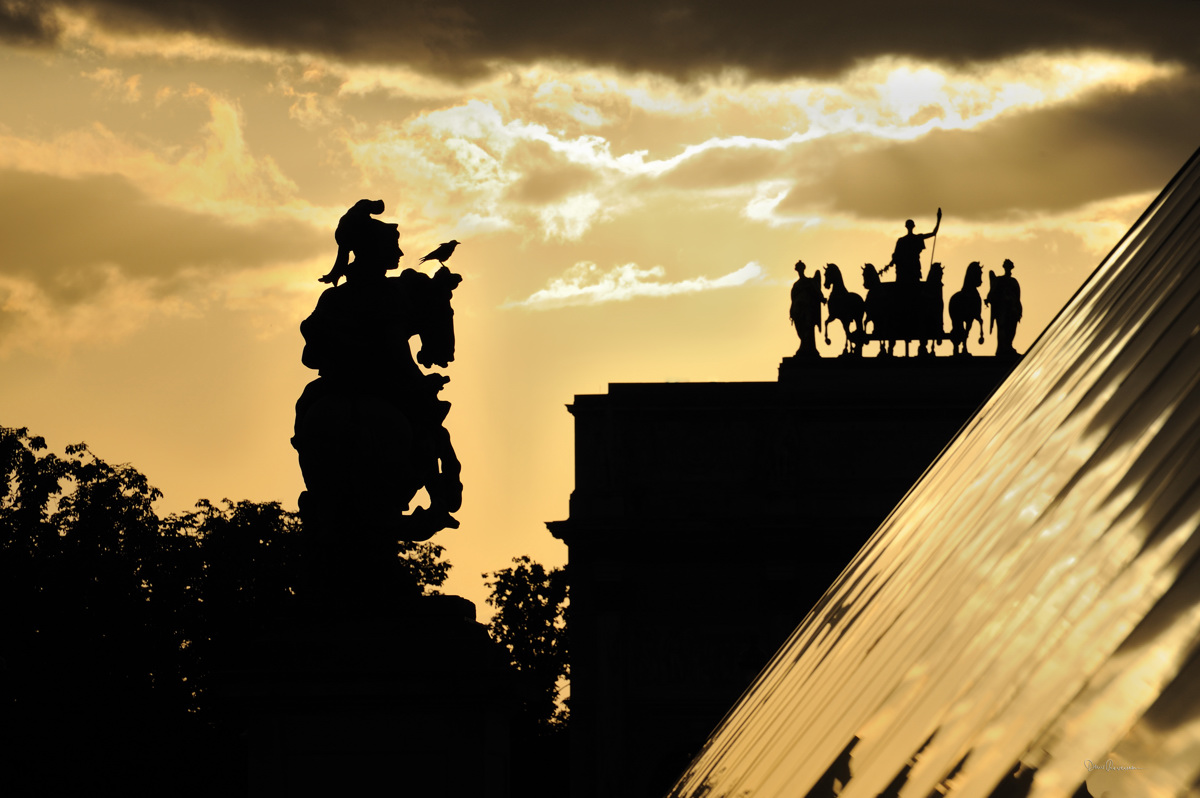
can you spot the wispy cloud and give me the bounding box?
[336,52,1181,239]
[506,261,766,310]
[82,67,142,103]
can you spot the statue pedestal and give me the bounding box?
[779,351,1020,385]
[222,595,516,797]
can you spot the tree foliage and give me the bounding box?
[399,538,452,594]
[2,424,573,794]
[484,555,570,730]
[0,425,452,793]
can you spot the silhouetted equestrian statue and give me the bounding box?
[986,259,1023,356]
[293,200,464,564]
[789,260,825,358]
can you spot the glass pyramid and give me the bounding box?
[669,147,1200,798]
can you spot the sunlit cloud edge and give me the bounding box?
[503,261,766,310]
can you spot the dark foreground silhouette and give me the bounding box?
[295,200,463,541]
[292,201,468,615]
[1,425,567,796]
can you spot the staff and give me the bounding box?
[929,208,940,266]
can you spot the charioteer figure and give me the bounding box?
[865,208,943,355]
[885,208,941,285]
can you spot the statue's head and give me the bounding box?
[1002,258,1015,274]
[331,199,402,281]
[794,259,806,274]
[905,219,915,231]
[347,219,402,280]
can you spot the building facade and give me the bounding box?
[549,357,1016,798]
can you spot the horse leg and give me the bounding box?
[845,319,858,356]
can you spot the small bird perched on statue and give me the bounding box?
[419,240,461,266]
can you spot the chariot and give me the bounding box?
[822,262,984,356]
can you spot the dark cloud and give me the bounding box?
[52,0,1200,79]
[0,0,59,45]
[781,75,1200,220]
[0,169,324,304]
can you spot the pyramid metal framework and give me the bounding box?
[669,148,1200,798]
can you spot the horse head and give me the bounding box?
[964,261,983,290]
[824,263,841,289]
[396,267,461,369]
[862,263,880,290]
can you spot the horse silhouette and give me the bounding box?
[948,261,984,356]
[823,263,865,356]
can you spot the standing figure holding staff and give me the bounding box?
[885,208,942,285]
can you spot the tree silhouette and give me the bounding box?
[484,556,570,798]
[484,556,570,728]
[399,538,452,593]
[0,426,453,794]
[1,427,217,792]
[0,425,606,795]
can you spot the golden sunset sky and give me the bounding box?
[1,0,1197,608]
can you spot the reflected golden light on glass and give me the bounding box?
[668,151,1200,798]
